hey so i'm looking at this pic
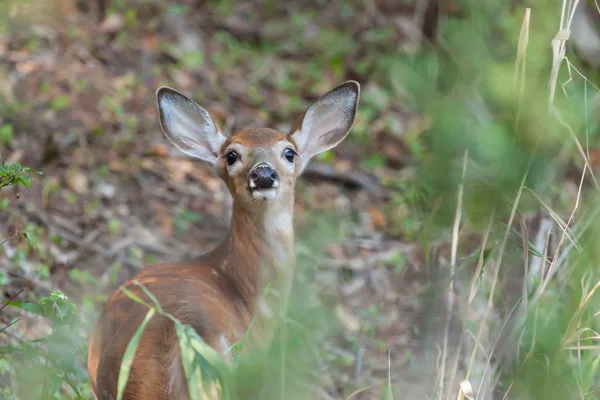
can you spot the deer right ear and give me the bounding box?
[289,81,360,164]
[156,87,227,164]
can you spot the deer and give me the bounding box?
[87,81,360,399]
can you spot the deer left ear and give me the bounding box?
[289,81,360,162]
[156,87,227,165]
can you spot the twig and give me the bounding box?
[548,0,580,110]
[354,341,365,389]
[524,188,580,250]
[468,210,495,303]
[528,216,553,290]
[345,379,385,400]
[0,289,24,314]
[0,318,19,334]
[0,231,23,248]
[551,107,599,191]
[302,163,389,197]
[477,296,524,400]
[537,165,585,297]
[438,150,468,400]
[450,340,465,400]
[0,323,26,344]
[296,380,337,400]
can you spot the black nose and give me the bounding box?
[249,163,278,189]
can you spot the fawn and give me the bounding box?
[87,81,360,399]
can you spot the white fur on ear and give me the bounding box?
[290,81,360,161]
[156,87,227,164]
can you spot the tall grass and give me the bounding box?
[405,0,600,398]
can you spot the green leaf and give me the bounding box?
[69,268,97,285]
[590,353,600,384]
[118,285,149,308]
[182,50,205,70]
[19,175,31,187]
[135,281,164,313]
[50,96,70,111]
[116,308,155,400]
[174,322,229,400]
[176,322,206,400]
[108,218,121,237]
[386,350,393,400]
[20,302,43,315]
[109,261,123,285]
[0,159,40,190]
[0,124,13,145]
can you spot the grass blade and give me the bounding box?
[176,322,205,400]
[116,308,156,400]
[386,350,393,400]
[175,321,230,400]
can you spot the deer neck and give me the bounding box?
[218,196,295,314]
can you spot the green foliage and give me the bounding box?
[0,124,14,145]
[17,290,77,325]
[393,0,600,398]
[174,208,203,237]
[69,268,99,286]
[108,218,121,237]
[0,269,8,285]
[0,157,90,399]
[50,96,70,111]
[181,50,205,71]
[1,291,91,400]
[175,323,231,400]
[0,157,41,189]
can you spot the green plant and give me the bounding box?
[1,290,92,399]
[0,124,14,145]
[0,157,41,189]
[174,208,203,237]
[50,96,70,111]
[0,158,92,399]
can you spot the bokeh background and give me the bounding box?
[2,0,600,399]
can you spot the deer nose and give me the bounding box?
[248,163,278,189]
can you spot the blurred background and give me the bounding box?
[2,0,600,399]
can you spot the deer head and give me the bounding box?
[156,81,360,211]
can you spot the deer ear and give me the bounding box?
[156,87,227,164]
[289,81,360,161]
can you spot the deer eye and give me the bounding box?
[225,151,238,166]
[284,148,296,163]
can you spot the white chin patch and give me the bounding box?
[252,188,278,200]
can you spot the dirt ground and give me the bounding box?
[0,1,489,399]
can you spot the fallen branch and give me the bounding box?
[303,162,390,197]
